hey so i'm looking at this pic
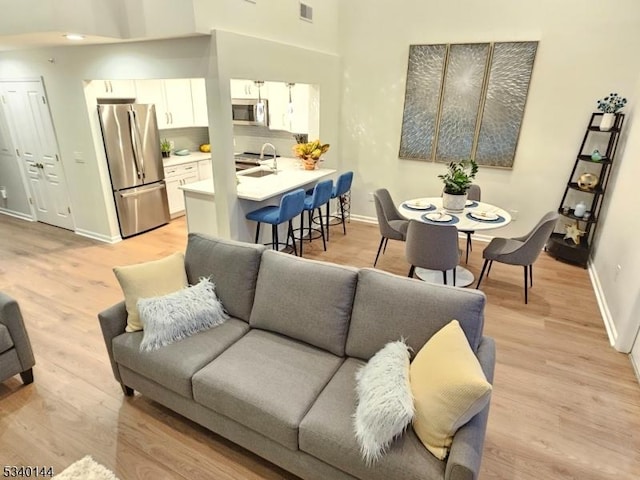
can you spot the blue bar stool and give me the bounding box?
[299,179,333,256]
[326,171,353,241]
[246,188,306,256]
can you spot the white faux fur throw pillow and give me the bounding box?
[137,278,228,352]
[354,340,414,465]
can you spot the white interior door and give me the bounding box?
[1,81,74,230]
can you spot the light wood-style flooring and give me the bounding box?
[1,215,639,479]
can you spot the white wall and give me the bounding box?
[591,75,640,352]
[0,0,197,43]
[193,0,340,54]
[337,0,640,238]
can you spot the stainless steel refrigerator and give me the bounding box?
[98,104,170,238]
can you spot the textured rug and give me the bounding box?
[53,456,120,480]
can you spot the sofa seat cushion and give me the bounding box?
[112,318,249,398]
[0,324,14,354]
[192,329,344,451]
[299,358,445,480]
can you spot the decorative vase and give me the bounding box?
[161,151,170,158]
[302,157,317,170]
[599,113,615,131]
[574,201,587,217]
[590,149,602,161]
[442,192,467,213]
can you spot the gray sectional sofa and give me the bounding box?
[98,233,495,480]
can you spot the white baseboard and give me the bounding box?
[0,208,34,222]
[349,214,377,224]
[587,259,617,348]
[75,228,121,244]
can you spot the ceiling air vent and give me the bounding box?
[300,2,313,22]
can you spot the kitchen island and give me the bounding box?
[180,157,336,242]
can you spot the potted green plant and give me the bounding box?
[596,93,627,131]
[438,159,478,212]
[160,138,171,158]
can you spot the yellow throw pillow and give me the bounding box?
[113,252,188,332]
[410,320,492,460]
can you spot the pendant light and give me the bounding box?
[255,81,265,123]
[286,83,295,128]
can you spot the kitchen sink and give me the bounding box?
[240,169,275,178]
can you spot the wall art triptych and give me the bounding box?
[399,41,538,168]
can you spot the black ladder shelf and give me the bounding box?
[546,112,624,268]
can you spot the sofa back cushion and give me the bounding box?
[250,250,358,356]
[346,269,486,361]
[184,233,265,322]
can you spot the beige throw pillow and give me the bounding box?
[410,320,492,460]
[113,252,188,332]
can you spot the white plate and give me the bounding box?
[465,200,475,206]
[426,212,452,222]
[406,199,432,210]
[470,211,498,221]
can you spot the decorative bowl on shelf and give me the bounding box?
[577,172,599,190]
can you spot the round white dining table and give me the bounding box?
[398,196,512,287]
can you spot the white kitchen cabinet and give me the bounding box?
[135,79,194,129]
[90,79,136,99]
[197,159,212,180]
[265,82,310,134]
[230,79,262,99]
[266,82,288,131]
[164,161,199,217]
[191,78,209,127]
[290,83,310,134]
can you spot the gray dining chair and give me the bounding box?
[373,188,409,267]
[461,184,481,264]
[475,211,559,304]
[406,219,460,285]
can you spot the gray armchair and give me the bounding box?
[475,211,559,303]
[373,188,409,266]
[0,292,35,385]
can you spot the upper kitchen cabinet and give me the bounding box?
[191,78,209,127]
[265,82,311,134]
[135,79,194,129]
[89,79,137,99]
[230,79,259,99]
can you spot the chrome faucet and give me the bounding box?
[260,142,277,174]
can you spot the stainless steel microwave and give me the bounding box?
[232,98,269,126]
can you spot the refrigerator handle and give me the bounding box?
[118,184,165,198]
[127,110,144,180]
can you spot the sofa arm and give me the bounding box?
[0,292,36,371]
[97,301,127,384]
[445,336,496,480]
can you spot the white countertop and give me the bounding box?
[179,157,336,201]
[163,151,211,167]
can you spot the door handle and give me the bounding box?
[169,112,174,124]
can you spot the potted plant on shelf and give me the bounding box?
[596,93,627,131]
[292,139,330,170]
[438,159,478,212]
[160,138,171,158]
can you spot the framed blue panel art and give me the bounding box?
[399,41,537,169]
